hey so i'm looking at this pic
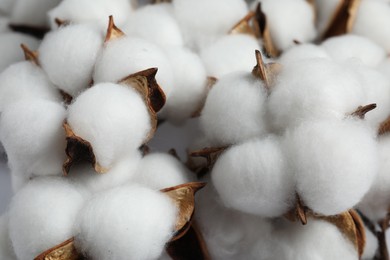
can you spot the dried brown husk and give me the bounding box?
[119,67,166,142]
[252,50,281,91]
[20,43,40,66]
[54,18,70,28]
[104,15,125,43]
[189,147,228,178]
[322,0,362,39]
[229,11,257,36]
[350,103,377,119]
[378,116,390,136]
[161,182,206,241]
[34,238,83,260]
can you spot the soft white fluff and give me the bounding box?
[173,0,248,50]
[8,177,85,260]
[0,100,67,191]
[267,58,365,132]
[48,0,133,29]
[133,153,193,190]
[0,15,10,33]
[200,35,261,78]
[39,24,103,97]
[284,119,378,215]
[0,0,14,14]
[94,36,174,97]
[67,82,151,169]
[362,225,378,260]
[200,71,268,146]
[314,0,342,34]
[377,57,390,83]
[74,184,176,260]
[259,0,317,51]
[278,43,331,65]
[322,35,386,67]
[0,61,61,113]
[0,214,16,260]
[352,0,390,52]
[10,0,61,27]
[0,32,39,72]
[212,136,294,217]
[122,4,183,47]
[161,46,207,124]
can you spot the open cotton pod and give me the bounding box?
[39,23,104,98]
[284,118,378,215]
[0,214,16,260]
[8,177,85,260]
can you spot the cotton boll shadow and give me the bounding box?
[0,161,12,214]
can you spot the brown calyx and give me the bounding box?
[229,11,257,36]
[378,116,390,136]
[20,43,40,66]
[191,76,218,118]
[104,15,125,43]
[189,146,228,178]
[252,50,282,91]
[350,103,377,119]
[34,238,83,260]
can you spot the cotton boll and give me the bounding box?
[74,184,176,260]
[161,46,207,124]
[0,214,16,260]
[122,4,183,47]
[67,82,151,169]
[0,61,61,113]
[0,0,14,14]
[267,58,365,132]
[278,43,330,65]
[9,177,85,260]
[200,71,268,146]
[200,34,261,78]
[10,0,61,27]
[377,57,390,83]
[362,225,378,260]
[133,153,193,190]
[173,0,248,50]
[314,0,341,34]
[212,136,294,217]
[284,119,378,215]
[94,36,174,97]
[352,0,390,52]
[321,35,386,67]
[39,24,104,97]
[0,32,39,72]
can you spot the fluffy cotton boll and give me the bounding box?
[0,32,39,72]
[200,72,268,146]
[0,100,67,181]
[0,214,16,260]
[0,0,14,14]
[314,0,341,34]
[200,35,261,78]
[48,0,133,29]
[9,177,85,260]
[39,24,103,97]
[212,136,294,217]
[67,83,150,169]
[160,46,207,124]
[133,153,193,190]
[0,61,61,113]
[321,35,386,67]
[285,119,378,215]
[10,0,61,27]
[377,58,390,83]
[74,184,176,260]
[259,0,317,51]
[94,36,174,98]
[173,0,248,50]
[362,225,378,260]
[352,0,390,52]
[122,4,183,47]
[70,152,141,194]
[278,43,330,65]
[267,58,365,132]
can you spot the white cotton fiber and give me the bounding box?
[8,177,85,260]
[0,100,67,184]
[259,0,317,51]
[0,214,16,260]
[133,153,193,190]
[160,46,207,124]
[48,0,133,29]
[122,4,183,47]
[10,0,61,27]
[212,136,294,217]
[314,0,341,34]
[0,15,10,33]
[267,58,365,132]
[278,43,331,65]
[284,119,378,215]
[200,34,261,78]
[173,0,248,50]
[377,57,390,83]
[352,0,390,52]
[94,36,174,97]
[39,24,104,97]
[0,61,61,113]
[321,35,386,67]
[362,225,378,260]
[0,32,39,72]
[0,0,14,14]
[74,184,176,260]
[67,82,151,170]
[200,71,268,146]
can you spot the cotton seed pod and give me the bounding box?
[200,71,268,146]
[284,119,378,215]
[8,177,85,260]
[278,43,331,65]
[212,136,295,217]
[0,214,16,260]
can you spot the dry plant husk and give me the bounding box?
[188,146,228,178]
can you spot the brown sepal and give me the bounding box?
[284,194,308,225]
[229,11,257,36]
[140,144,151,156]
[119,67,166,142]
[189,147,228,178]
[168,148,181,161]
[350,103,377,119]
[63,121,109,175]
[9,24,48,39]
[322,0,362,39]
[34,238,83,260]
[161,182,206,241]
[54,18,70,27]
[252,50,282,91]
[378,115,390,136]
[59,90,73,105]
[104,15,125,43]
[20,43,40,66]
